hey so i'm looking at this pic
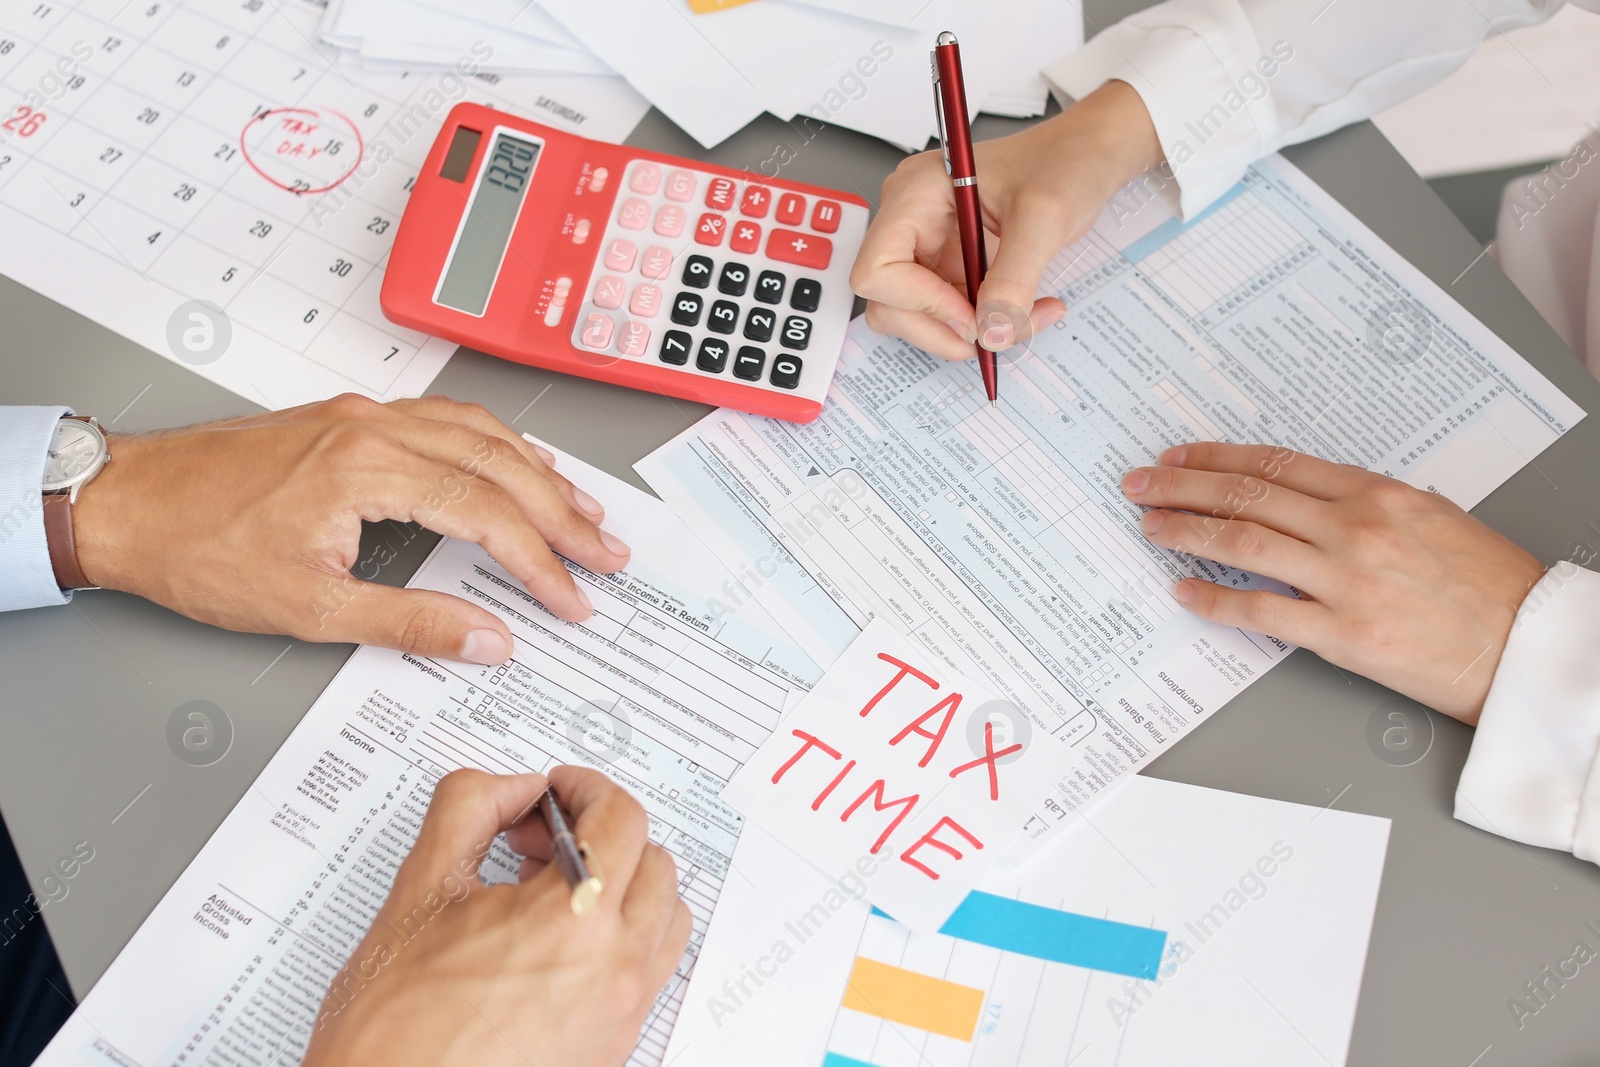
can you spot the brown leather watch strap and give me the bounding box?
[43,492,91,591]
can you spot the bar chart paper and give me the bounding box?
[669,775,1390,1067]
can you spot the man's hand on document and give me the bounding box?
[71,394,630,665]
[851,79,1163,362]
[303,767,691,1067]
[1122,442,1547,724]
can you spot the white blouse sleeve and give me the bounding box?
[1455,562,1600,864]
[1041,0,1586,218]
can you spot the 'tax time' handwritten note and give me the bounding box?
[723,619,1048,931]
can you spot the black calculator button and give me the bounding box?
[697,337,730,373]
[744,307,776,342]
[659,329,692,365]
[682,255,714,289]
[770,354,803,390]
[754,270,785,304]
[781,315,812,350]
[791,278,821,312]
[708,300,739,335]
[733,346,766,381]
[670,292,703,326]
[718,261,751,296]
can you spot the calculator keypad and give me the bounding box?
[683,255,713,289]
[697,338,730,373]
[791,278,821,312]
[730,221,762,255]
[718,262,750,296]
[661,330,692,364]
[744,307,776,342]
[671,293,704,326]
[755,271,786,304]
[707,300,739,335]
[574,159,858,397]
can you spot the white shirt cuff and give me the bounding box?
[1455,562,1600,865]
[1041,0,1280,219]
[0,405,73,612]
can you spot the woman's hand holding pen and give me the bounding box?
[303,767,691,1067]
[850,80,1163,362]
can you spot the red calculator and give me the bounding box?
[382,103,871,422]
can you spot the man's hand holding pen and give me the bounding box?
[304,767,690,1067]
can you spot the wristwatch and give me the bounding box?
[41,415,111,591]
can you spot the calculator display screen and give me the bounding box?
[435,133,542,315]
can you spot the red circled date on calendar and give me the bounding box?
[239,106,364,195]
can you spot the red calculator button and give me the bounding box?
[580,313,614,350]
[603,239,637,272]
[706,177,736,211]
[730,220,761,254]
[811,199,841,233]
[629,163,662,194]
[741,185,771,217]
[593,275,626,310]
[695,212,727,246]
[630,284,662,318]
[766,228,831,269]
[618,321,651,357]
[641,246,673,280]
[618,198,650,230]
[653,205,686,238]
[776,192,806,225]
[665,169,697,202]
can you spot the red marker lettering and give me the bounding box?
[900,816,983,879]
[858,653,938,718]
[948,720,1023,801]
[771,729,841,785]
[840,779,919,854]
[812,759,856,811]
[890,692,962,768]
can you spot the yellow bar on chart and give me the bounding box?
[840,957,985,1041]
[685,0,759,12]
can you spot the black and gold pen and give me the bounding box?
[539,788,603,915]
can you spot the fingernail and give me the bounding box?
[980,315,1015,351]
[575,585,593,616]
[573,487,605,519]
[946,318,976,344]
[532,444,556,465]
[1173,581,1195,604]
[600,529,631,557]
[1122,469,1150,496]
[1160,447,1187,466]
[461,628,512,665]
[1141,511,1165,534]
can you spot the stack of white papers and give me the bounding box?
[319,0,1085,150]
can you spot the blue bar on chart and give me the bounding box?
[939,891,1166,979]
[822,1054,883,1067]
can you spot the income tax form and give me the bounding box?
[36,447,818,1067]
[639,154,1585,843]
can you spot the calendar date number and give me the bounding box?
[3,105,46,138]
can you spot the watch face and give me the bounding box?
[43,420,105,491]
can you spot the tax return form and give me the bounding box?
[638,153,1586,845]
[35,445,820,1067]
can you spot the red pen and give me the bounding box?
[932,31,997,404]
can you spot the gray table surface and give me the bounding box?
[6,33,1600,1067]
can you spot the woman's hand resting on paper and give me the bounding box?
[850,79,1164,360]
[72,394,630,664]
[1122,442,1547,724]
[303,767,691,1067]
